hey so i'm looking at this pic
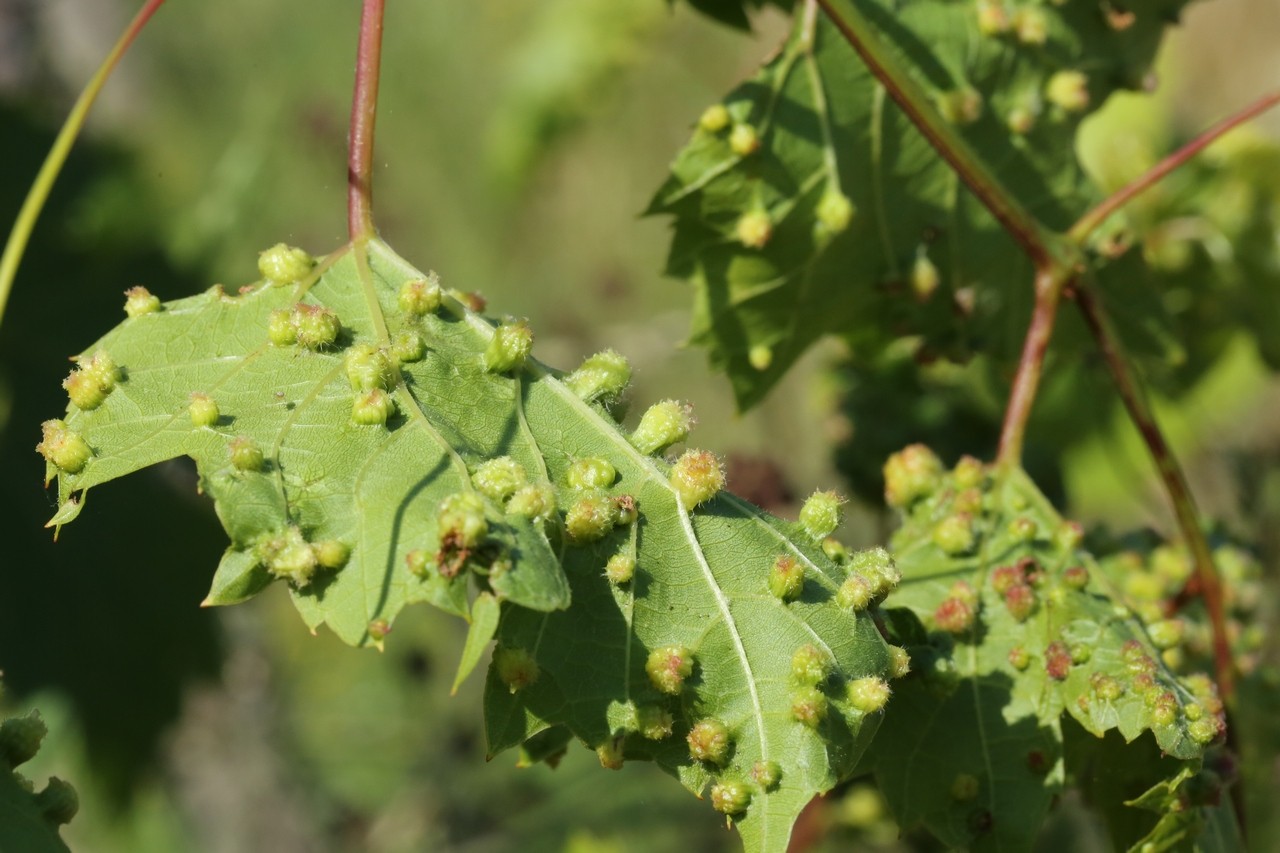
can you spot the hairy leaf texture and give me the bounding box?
[42,239,891,853]
[650,0,1189,408]
[861,447,1219,852]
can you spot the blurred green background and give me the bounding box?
[1,0,1277,850]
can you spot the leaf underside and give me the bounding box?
[650,0,1190,409]
[862,457,1216,851]
[45,238,892,852]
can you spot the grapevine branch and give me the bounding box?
[347,0,386,241]
[0,0,170,331]
[1069,89,1280,243]
[1073,281,1235,699]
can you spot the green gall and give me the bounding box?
[484,319,534,373]
[391,330,427,364]
[506,483,557,521]
[1046,70,1090,113]
[975,0,1009,35]
[345,344,394,391]
[1184,702,1203,722]
[687,718,730,765]
[950,773,980,802]
[846,676,891,714]
[952,455,985,490]
[933,513,976,555]
[735,210,772,249]
[1007,104,1038,135]
[728,122,760,156]
[991,565,1023,594]
[1055,522,1083,551]
[258,243,314,286]
[1090,673,1124,701]
[1063,565,1089,590]
[768,554,806,602]
[565,493,620,543]
[1013,6,1047,44]
[791,685,828,728]
[699,103,730,133]
[750,760,781,791]
[567,457,616,490]
[1148,619,1185,650]
[613,493,637,525]
[229,436,264,471]
[438,492,488,549]
[405,549,430,578]
[1150,694,1178,727]
[398,275,442,316]
[837,574,873,611]
[799,489,844,540]
[711,779,752,816]
[123,285,160,317]
[1070,643,1092,664]
[748,344,773,371]
[258,526,319,586]
[494,646,539,692]
[645,645,693,695]
[938,88,983,125]
[188,393,220,428]
[352,389,395,425]
[822,537,848,563]
[851,547,901,597]
[911,252,940,301]
[815,189,855,236]
[1004,584,1036,622]
[1008,516,1038,543]
[670,449,724,508]
[1153,545,1193,585]
[934,597,976,634]
[1188,717,1221,745]
[37,420,91,474]
[564,349,631,404]
[291,303,341,349]
[0,711,47,767]
[36,777,78,826]
[949,580,979,606]
[313,540,351,570]
[1008,646,1031,670]
[790,644,831,686]
[605,553,636,585]
[596,734,625,770]
[63,350,118,410]
[367,618,391,642]
[631,400,694,455]
[636,706,674,740]
[888,646,911,679]
[473,457,528,503]
[267,308,297,345]
[884,444,942,507]
[953,488,983,515]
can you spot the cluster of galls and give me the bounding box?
[1,709,78,829]
[253,525,350,588]
[39,350,123,476]
[694,101,855,267]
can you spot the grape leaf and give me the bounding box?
[0,705,75,852]
[649,0,1188,408]
[859,447,1218,852]
[41,238,893,852]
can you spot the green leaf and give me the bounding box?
[43,237,892,851]
[453,592,501,695]
[861,449,1216,852]
[649,0,1188,408]
[0,705,75,852]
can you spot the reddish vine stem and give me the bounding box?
[997,267,1071,467]
[1069,89,1280,243]
[347,0,386,242]
[1073,282,1235,701]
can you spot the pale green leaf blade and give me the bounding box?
[453,592,501,695]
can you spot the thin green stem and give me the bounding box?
[348,0,386,242]
[0,0,169,331]
[815,0,1072,271]
[1069,89,1280,244]
[1073,281,1235,701]
[997,267,1072,468]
